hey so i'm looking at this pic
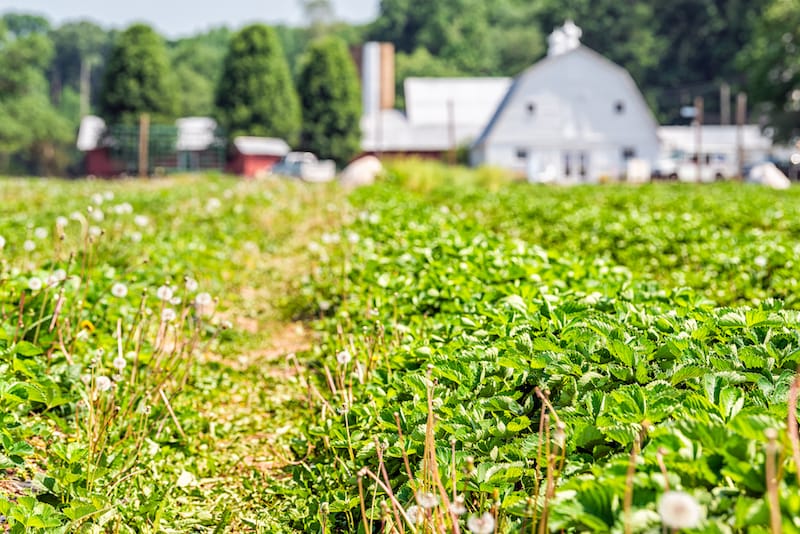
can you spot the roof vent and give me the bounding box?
[548,20,582,57]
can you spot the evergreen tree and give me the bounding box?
[297,36,361,165]
[215,24,300,144]
[99,24,178,124]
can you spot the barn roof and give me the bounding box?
[77,115,106,151]
[404,77,511,126]
[175,117,219,151]
[472,45,659,148]
[361,109,494,153]
[232,136,291,157]
[77,115,222,152]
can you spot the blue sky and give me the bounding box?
[0,0,379,37]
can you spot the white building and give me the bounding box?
[362,77,511,156]
[471,21,660,183]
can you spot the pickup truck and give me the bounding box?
[271,152,336,183]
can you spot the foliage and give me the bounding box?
[739,0,800,140]
[298,36,362,166]
[278,160,800,532]
[215,24,301,144]
[0,17,73,176]
[48,21,113,113]
[99,23,179,125]
[0,174,342,531]
[168,27,231,117]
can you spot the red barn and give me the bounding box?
[227,137,291,178]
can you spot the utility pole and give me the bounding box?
[736,92,747,179]
[79,58,91,118]
[694,96,704,183]
[138,114,150,178]
[447,99,456,165]
[720,83,731,125]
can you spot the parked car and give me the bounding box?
[271,152,336,182]
[653,150,737,182]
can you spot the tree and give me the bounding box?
[297,36,361,165]
[740,0,800,140]
[0,18,72,175]
[49,21,113,112]
[215,24,301,144]
[169,27,231,117]
[99,24,178,124]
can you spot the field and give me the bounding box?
[2,163,800,533]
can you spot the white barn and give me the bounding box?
[471,21,660,183]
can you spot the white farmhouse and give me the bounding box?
[471,21,660,183]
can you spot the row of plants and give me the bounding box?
[0,175,337,532]
[282,162,800,532]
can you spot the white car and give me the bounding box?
[271,152,336,183]
[654,150,737,182]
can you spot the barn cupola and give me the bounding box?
[547,20,582,57]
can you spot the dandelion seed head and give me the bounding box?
[449,495,467,516]
[113,356,127,372]
[56,216,68,228]
[130,231,142,243]
[206,197,222,211]
[91,209,104,222]
[28,277,43,291]
[111,283,128,298]
[95,375,113,392]
[416,491,439,510]
[88,226,102,238]
[23,240,36,252]
[658,490,702,530]
[34,227,47,240]
[0,235,5,249]
[336,350,352,366]
[103,191,114,201]
[467,512,495,534]
[170,296,181,306]
[406,505,421,525]
[161,308,177,322]
[91,193,104,205]
[185,277,198,292]
[754,255,768,268]
[134,215,149,227]
[156,285,173,301]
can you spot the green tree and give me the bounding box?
[99,24,178,124]
[297,36,361,165]
[169,27,231,116]
[49,21,113,113]
[215,24,301,143]
[739,0,800,140]
[0,18,72,175]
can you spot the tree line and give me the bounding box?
[0,0,797,176]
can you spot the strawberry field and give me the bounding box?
[2,163,800,532]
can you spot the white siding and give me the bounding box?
[473,47,659,182]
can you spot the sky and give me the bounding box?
[0,0,380,37]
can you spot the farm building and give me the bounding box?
[471,21,660,183]
[361,77,511,158]
[357,41,511,158]
[77,116,225,176]
[226,136,290,178]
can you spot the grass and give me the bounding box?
[2,162,800,533]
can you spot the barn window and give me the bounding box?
[526,102,536,115]
[516,148,528,160]
[614,100,626,114]
[622,147,636,160]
